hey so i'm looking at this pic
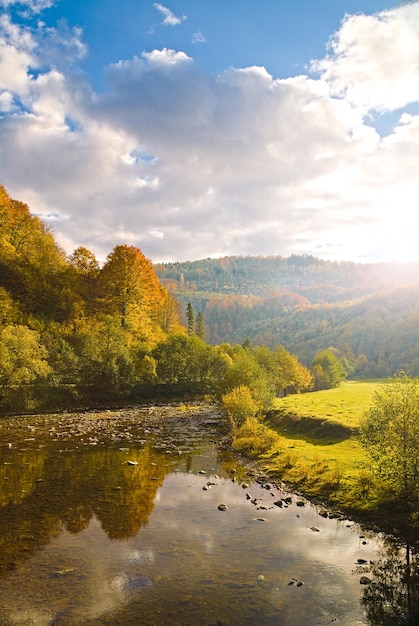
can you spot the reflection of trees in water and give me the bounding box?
[361,545,419,626]
[0,444,174,574]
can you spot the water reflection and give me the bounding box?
[0,407,416,625]
[361,545,419,626]
[0,444,170,573]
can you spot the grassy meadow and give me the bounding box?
[232,379,385,515]
[273,379,383,429]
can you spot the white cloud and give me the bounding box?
[0,0,54,9]
[192,30,206,44]
[0,14,36,99]
[153,3,186,27]
[1,3,419,263]
[311,3,419,113]
[142,48,192,66]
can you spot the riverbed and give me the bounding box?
[0,405,387,625]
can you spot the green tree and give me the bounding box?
[311,349,346,390]
[74,316,137,399]
[152,334,207,387]
[360,373,419,514]
[221,345,275,411]
[253,345,313,396]
[355,353,369,375]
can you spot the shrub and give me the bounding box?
[221,385,260,429]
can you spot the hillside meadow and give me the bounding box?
[232,380,386,516]
[273,379,383,429]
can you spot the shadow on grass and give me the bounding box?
[266,409,357,445]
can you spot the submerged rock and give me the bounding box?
[112,573,152,592]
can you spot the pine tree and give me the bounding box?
[186,302,194,336]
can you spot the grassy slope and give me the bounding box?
[233,380,385,517]
[273,379,382,429]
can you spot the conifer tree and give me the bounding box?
[186,302,194,336]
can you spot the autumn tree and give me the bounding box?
[0,287,20,327]
[99,245,163,335]
[0,325,51,409]
[68,246,100,316]
[0,186,74,322]
[195,311,205,340]
[157,288,183,334]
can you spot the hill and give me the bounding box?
[155,256,419,376]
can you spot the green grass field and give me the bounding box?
[273,379,383,429]
[232,379,386,511]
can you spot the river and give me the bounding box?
[0,404,399,625]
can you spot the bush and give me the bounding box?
[221,385,260,429]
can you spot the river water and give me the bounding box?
[0,405,389,625]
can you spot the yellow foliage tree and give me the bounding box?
[99,245,164,337]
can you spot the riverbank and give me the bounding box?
[227,411,418,548]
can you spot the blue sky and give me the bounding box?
[1,0,419,263]
[40,1,395,85]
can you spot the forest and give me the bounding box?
[0,185,314,415]
[156,256,419,377]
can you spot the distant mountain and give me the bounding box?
[155,255,419,377]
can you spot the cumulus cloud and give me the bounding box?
[311,3,419,112]
[153,3,186,27]
[0,2,419,263]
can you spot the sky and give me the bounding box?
[1,0,419,264]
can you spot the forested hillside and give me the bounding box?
[155,255,419,302]
[155,256,419,377]
[0,186,313,414]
